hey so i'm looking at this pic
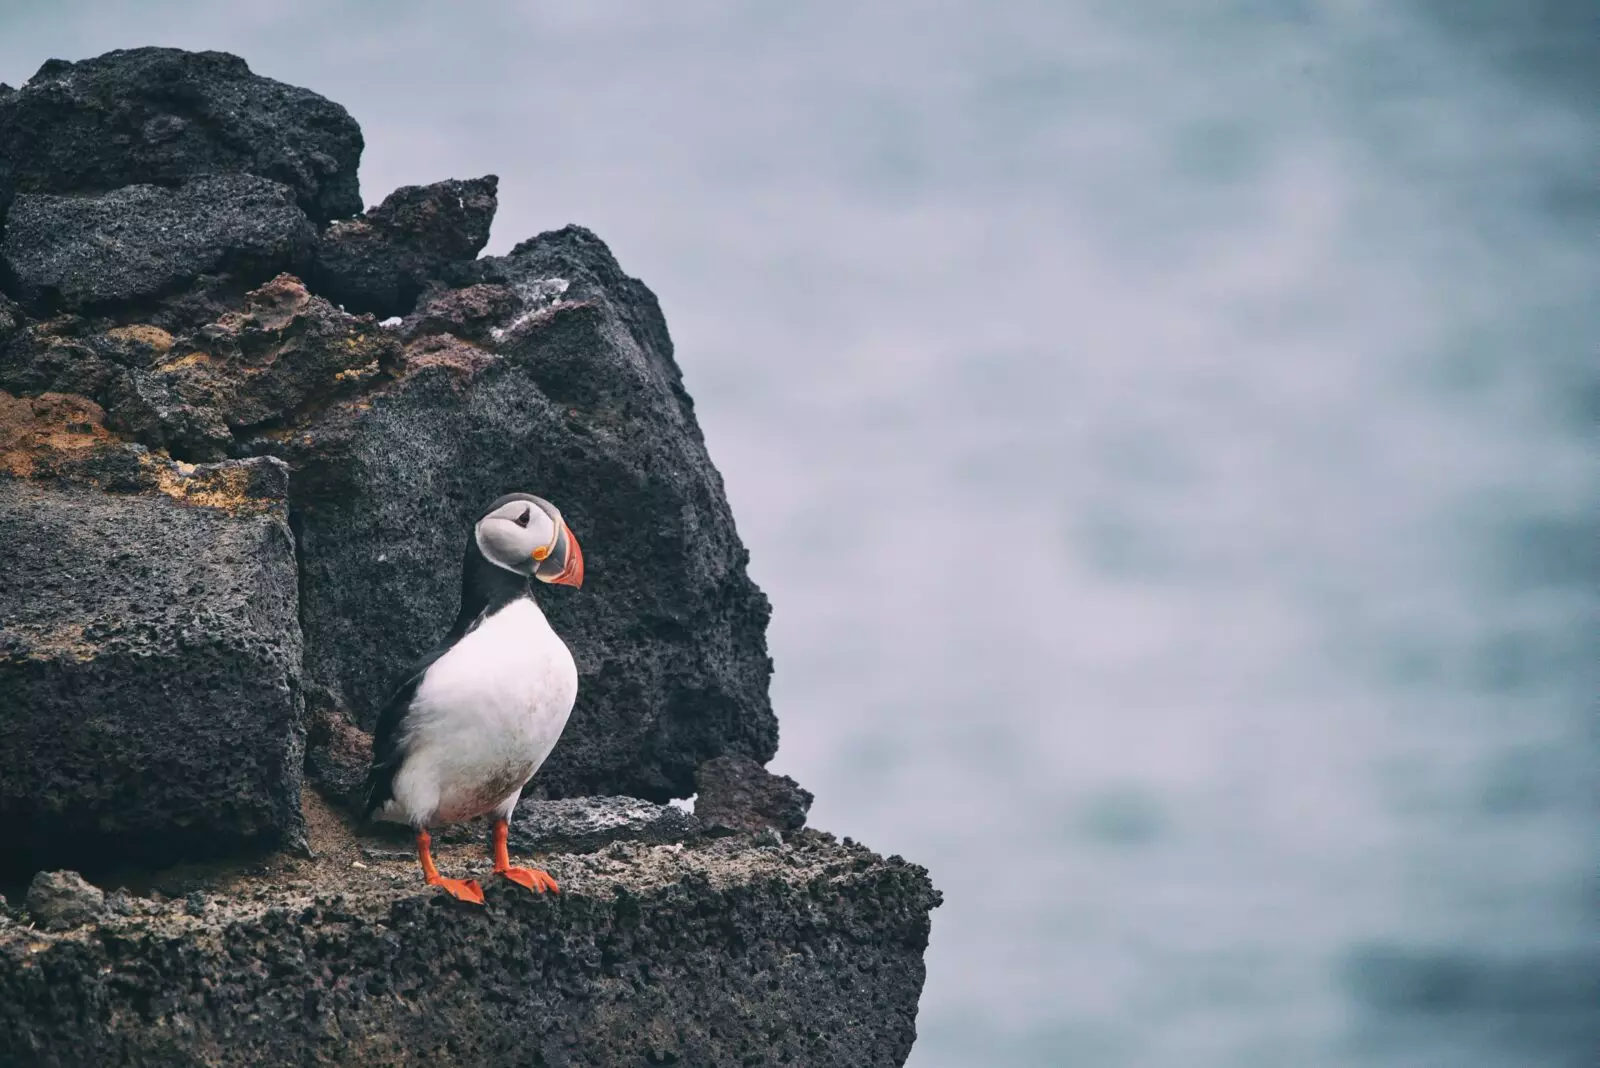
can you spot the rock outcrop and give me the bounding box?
[696,753,815,834]
[0,395,304,876]
[312,175,499,318]
[1,175,316,315]
[0,45,934,1066]
[277,226,776,801]
[0,47,362,221]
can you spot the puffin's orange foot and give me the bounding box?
[427,876,486,904]
[497,866,560,894]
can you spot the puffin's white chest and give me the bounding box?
[390,597,577,824]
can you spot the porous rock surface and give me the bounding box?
[312,175,499,318]
[22,869,104,932]
[0,47,362,221]
[696,752,815,834]
[109,273,401,460]
[1,174,315,314]
[502,795,702,855]
[277,225,776,801]
[0,832,939,1068]
[0,400,304,876]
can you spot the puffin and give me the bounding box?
[363,492,585,904]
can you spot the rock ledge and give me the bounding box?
[0,830,938,1068]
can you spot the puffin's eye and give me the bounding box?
[515,508,532,528]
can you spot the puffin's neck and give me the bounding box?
[452,543,535,634]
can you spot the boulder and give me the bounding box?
[0,315,126,401]
[269,225,776,801]
[23,870,103,931]
[0,47,362,222]
[1,174,315,315]
[695,753,814,834]
[0,395,304,877]
[313,175,499,318]
[400,282,522,343]
[0,833,940,1067]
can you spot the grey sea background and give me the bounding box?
[4,3,1593,1065]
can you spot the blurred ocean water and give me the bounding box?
[4,3,1594,1064]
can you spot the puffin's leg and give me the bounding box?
[491,818,560,893]
[416,827,485,904]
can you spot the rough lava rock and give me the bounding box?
[0,293,20,342]
[400,282,522,343]
[1,175,315,315]
[505,796,703,854]
[0,398,304,877]
[303,700,376,812]
[23,870,103,931]
[0,834,939,1067]
[695,752,815,834]
[0,47,362,221]
[313,175,498,318]
[106,273,400,460]
[273,225,776,801]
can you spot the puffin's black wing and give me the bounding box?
[361,667,428,820]
[361,607,492,820]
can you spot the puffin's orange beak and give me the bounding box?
[546,522,584,588]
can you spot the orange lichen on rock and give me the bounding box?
[154,350,215,373]
[0,392,118,477]
[103,324,175,355]
[144,455,280,515]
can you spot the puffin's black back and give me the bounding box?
[362,506,537,819]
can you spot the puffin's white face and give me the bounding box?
[474,496,585,587]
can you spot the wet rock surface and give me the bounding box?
[0,443,304,877]
[695,752,815,834]
[1,175,315,315]
[313,175,498,318]
[23,870,103,931]
[0,47,362,221]
[0,830,937,1068]
[277,225,776,801]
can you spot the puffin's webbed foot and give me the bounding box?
[427,874,486,904]
[492,817,561,894]
[497,866,560,894]
[416,827,485,905]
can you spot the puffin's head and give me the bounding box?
[473,493,584,588]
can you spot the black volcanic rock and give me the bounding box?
[695,753,814,834]
[507,796,703,854]
[0,47,362,221]
[269,226,776,801]
[0,834,939,1067]
[400,282,522,343]
[1,175,315,315]
[0,316,122,400]
[0,293,20,343]
[0,409,304,877]
[104,274,400,460]
[313,175,499,318]
[23,870,103,931]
